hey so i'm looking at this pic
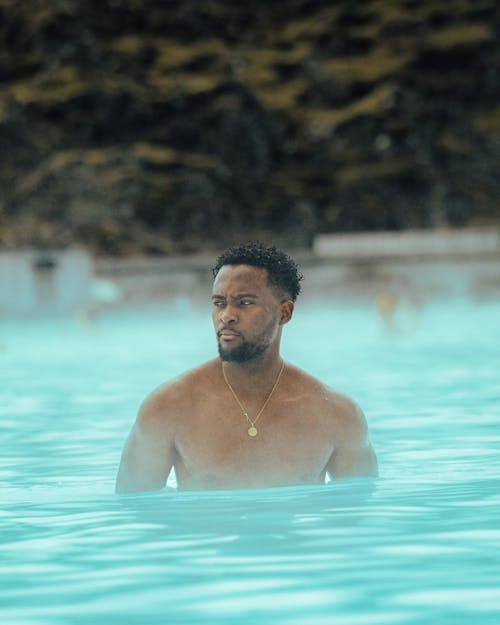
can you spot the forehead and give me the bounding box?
[212,264,272,295]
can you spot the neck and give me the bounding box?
[221,350,283,390]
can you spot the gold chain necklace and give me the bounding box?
[222,360,285,437]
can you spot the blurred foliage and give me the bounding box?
[0,0,499,254]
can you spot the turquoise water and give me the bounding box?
[1,297,500,624]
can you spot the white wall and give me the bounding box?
[0,248,93,315]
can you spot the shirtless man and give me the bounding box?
[115,243,377,493]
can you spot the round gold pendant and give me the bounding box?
[248,426,258,437]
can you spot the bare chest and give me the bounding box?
[173,397,335,490]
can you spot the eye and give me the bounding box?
[239,299,254,306]
[212,300,225,307]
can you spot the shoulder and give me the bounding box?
[328,392,369,445]
[285,364,369,443]
[137,359,219,428]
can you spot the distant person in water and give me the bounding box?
[115,242,378,493]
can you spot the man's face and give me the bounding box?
[211,265,289,363]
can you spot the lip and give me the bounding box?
[218,329,241,338]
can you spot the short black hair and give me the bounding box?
[212,242,303,302]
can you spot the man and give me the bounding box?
[115,243,377,493]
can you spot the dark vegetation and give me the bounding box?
[0,0,499,254]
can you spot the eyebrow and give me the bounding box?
[211,293,258,300]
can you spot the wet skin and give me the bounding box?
[116,265,378,493]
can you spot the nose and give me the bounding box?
[219,304,238,324]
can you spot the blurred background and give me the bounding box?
[1,0,499,256]
[1,0,500,316]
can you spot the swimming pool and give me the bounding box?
[1,295,499,624]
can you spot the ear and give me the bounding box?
[279,300,294,325]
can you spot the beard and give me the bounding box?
[218,338,269,363]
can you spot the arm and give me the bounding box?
[326,400,378,480]
[115,390,177,494]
